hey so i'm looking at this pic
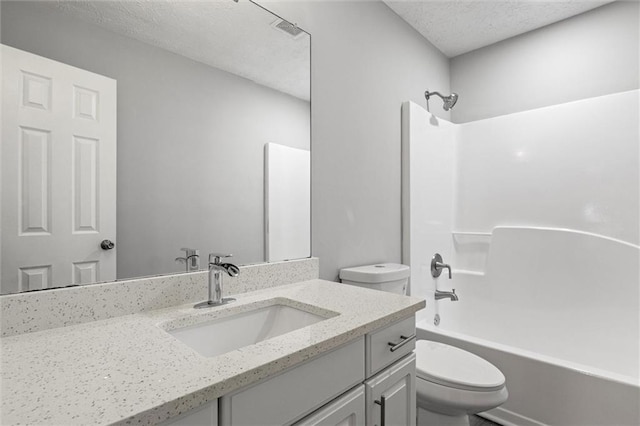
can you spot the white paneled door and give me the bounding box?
[1,44,116,294]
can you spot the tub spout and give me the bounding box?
[435,289,459,301]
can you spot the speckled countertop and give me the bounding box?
[0,279,424,425]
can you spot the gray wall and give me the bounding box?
[265,1,451,280]
[1,2,310,279]
[6,0,633,284]
[451,1,640,123]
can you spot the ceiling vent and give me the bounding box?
[271,19,305,40]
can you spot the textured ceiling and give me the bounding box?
[43,0,310,101]
[383,0,616,58]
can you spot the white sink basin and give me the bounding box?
[166,303,329,357]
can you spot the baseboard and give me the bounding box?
[480,407,548,426]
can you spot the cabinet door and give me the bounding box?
[365,354,416,426]
[295,385,365,426]
[220,338,365,426]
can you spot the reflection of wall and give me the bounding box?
[262,1,451,280]
[451,1,639,123]
[1,2,310,279]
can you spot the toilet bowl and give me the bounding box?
[339,263,508,426]
[415,340,508,426]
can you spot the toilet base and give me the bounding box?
[418,406,470,426]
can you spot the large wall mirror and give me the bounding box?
[0,0,311,295]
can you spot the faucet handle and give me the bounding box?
[209,253,233,264]
[431,253,452,279]
[180,248,199,257]
[179,248,200,271]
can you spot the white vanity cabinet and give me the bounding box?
[162,315,416,426]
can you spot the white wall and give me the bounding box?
[1,2,310,278]
[456,90,639,245]
[401,102,457,324]
[451,1,640,123]
[262,1,451,280]
[403,90,639,325]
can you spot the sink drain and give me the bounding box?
[434,314,440,326]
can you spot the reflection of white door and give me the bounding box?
[265,143,310,262]
[1,44,117,294]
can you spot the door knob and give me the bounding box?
[100,239,115,250]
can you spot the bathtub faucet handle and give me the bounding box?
[439,262,452,279]
[431,253,452,279]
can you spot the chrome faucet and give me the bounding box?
[194,253,240,309]
[435,289,459,301]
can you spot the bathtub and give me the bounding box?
[414,227,640,426]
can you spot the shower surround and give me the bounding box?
[402,90,640,425]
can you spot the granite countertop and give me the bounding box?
[0,279,425,425]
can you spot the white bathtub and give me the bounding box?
[415,228,640,426]
[417,319,639,426]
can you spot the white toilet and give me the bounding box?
[339,263,508,426]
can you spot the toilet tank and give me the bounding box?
[339,263,410,295]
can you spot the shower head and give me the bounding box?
[443,93,458,110]
[425,91,458,111]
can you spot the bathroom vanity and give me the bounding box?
[0,273,424,426]
[174,315,417,426]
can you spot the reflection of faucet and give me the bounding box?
[431,253,452,279]
[435,289,459,301]
[194,253,240,309]
[175,247,200,272]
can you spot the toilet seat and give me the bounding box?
[415,340,505,392]
[416,375,509,417]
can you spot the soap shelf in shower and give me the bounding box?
[453,269,485,277]
[451,230,492,237]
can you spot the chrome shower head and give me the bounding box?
[443,93,458,110]
[425,90,459,111]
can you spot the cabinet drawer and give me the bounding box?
[220,337,365,426]
[366,316,415,377]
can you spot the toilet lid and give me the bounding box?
[415,340,506,392]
